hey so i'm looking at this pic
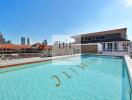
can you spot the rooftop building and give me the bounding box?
[72,28,128,43]
[71,28,130,56]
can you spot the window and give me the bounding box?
[96,36,105,40]
[108,43,112,51]
[85,37,87,41]
[107,33,121,39]
[103,43,105,50]
[88,38,91,40]
[91,36,95,40]
[114,43,118,51]
[122,42,128,51]
[82,38,85,41]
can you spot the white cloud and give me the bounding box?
[125,0,132,7]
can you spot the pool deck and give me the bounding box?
[0,55,79,68]
[0,54,132,72]
[0,57,53,68]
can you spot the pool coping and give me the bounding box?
[0,54,81,69]
[0,53,127,69]
[124,55,132,88]
[0,59,52,68]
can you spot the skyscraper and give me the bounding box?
[3,38,5,44]
[0,32,12,44]
[21,37,25,45]
[27,38,30,45]
[0,32,3,44]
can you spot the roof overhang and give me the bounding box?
[71,28,127,39]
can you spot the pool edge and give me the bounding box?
[124,55,132,89]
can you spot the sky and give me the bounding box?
[0,0,132,44]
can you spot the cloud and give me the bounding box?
[125,0,132,7]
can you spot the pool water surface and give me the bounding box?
[0,55,131,100]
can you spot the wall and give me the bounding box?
[52,43,101,56]
[81,45,97,53]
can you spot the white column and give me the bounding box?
[118,42,123,51]
[112,42,115,51]
[105,43,108,51]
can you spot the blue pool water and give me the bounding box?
[0,55,131,100]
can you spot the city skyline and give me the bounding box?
[0,32,12,44]
[0,32,47,45]
[0,0,132,44]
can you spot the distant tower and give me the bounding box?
[0,32,3,44]
[27,38,30,45]
[42,39,47,45]
[21,37,25,45]
[3,38,5,44]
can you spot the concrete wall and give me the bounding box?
[52,43,102,56]
[81,45,97,53]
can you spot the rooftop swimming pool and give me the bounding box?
[0,54,131,100]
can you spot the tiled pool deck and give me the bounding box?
[0,55,79,68]
[0,57,51,68]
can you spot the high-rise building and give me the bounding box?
[21,37,26,45]
[0,32,12,44]
[0,32,4,44]
[3,38,5,44]
[27,38,30,45]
